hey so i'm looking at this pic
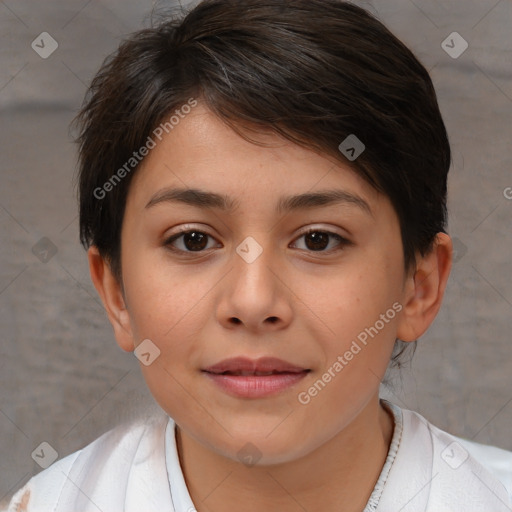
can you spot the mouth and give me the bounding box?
[207,370,305,376]
[202,357,310,398]
[202,356,310,375]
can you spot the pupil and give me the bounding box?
[306,232,328,251]
[184,232,207,251]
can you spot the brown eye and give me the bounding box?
[165,230,218,253]
[291,230,350,253]
[304,231,330,251]
[181,231,208,251]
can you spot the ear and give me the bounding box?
[396,232,453,342]
[87,246,135,352]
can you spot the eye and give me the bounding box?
[164,226,351,255]
[291,229,351,253]
[164,229,220,253]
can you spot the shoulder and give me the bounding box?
[455,435,512,494]
[377,401,512,511]
[3,413,170,512]
[402,404,512,509]
[4,449,82,512]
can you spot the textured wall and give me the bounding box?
[1,0,511,505]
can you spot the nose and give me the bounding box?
[215,236,293,333]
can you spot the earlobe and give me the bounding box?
[396,233,453,342]
[87,246,135,352]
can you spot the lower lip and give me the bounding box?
[203,371,308,398]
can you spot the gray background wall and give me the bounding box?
[1,0,511,505]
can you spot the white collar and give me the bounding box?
[163,401,511,512]
[165,417,197,512]
[5,403,511,511]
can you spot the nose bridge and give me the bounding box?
[233,234,276,301]
[217,233,292,331]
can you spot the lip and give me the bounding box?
[203,356,308,374]
[202,357,310,398]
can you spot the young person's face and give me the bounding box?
[98,103,428,464]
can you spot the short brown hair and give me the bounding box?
[74,0,451,365]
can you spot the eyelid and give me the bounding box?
[295,224,349,239]
[163,224,218,245]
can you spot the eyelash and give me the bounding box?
[163,227,352,255]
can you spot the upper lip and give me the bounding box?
[203,357,309,375]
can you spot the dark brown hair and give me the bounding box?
[74,0,451,365]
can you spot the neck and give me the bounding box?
[176,396,394,512]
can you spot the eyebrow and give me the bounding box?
[145,187,372,216]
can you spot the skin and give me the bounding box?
[89,102,452,512]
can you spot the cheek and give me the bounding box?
[122,247,206,340]
[325,263,395,325]
[312,259,401,370]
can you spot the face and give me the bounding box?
[116,103,410,464]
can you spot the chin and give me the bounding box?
[207,424,318,467]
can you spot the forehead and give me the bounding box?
[127,103,384,216]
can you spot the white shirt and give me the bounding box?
[4,401,512,511]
